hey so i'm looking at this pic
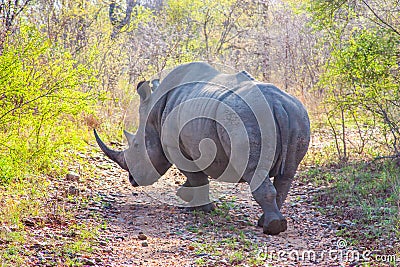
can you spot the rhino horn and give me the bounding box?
[123,130,135,146]
[94,129,128,170]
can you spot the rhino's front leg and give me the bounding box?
[176,179,194,202]
[176,171,215,213]
[251,176,287,235]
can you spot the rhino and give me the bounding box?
[94,62,310,235]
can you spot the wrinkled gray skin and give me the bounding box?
[94,63,310,235]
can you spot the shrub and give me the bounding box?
[0,25,99,184]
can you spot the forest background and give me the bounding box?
[0,0,399,265]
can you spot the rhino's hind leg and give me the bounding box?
[273,173,294,210]
[250,175,287,235]
[274,140,308,210]
[176,171,215,213]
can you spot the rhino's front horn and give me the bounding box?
[94,129,128,170]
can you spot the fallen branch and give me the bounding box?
[371,153,400,164]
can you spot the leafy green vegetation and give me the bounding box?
[318,28,399,161]
[302,0,400,252]
[0,24,101,266]
[0,25,98,185]
[192,231,266,266]
[301,155,400,249]
[307,0,400,161]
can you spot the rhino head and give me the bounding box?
[94,81,171,187]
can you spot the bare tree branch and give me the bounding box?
[0,0,32,54]
[361,0,400,36]
[110,0,136,39]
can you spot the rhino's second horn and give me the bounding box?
[93,129,128,170]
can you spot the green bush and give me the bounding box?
[318,29,399,160]
[0,25,99,184]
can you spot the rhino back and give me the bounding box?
[152,81,309,179]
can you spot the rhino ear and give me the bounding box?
[137,81,151,102]
[123,130,135,146]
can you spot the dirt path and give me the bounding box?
[87,153,356,267]
[21,150,396,266]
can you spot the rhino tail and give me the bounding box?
[274,105,289,176]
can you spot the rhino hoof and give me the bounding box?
[263,218,287,235]
[186,203,215,213]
